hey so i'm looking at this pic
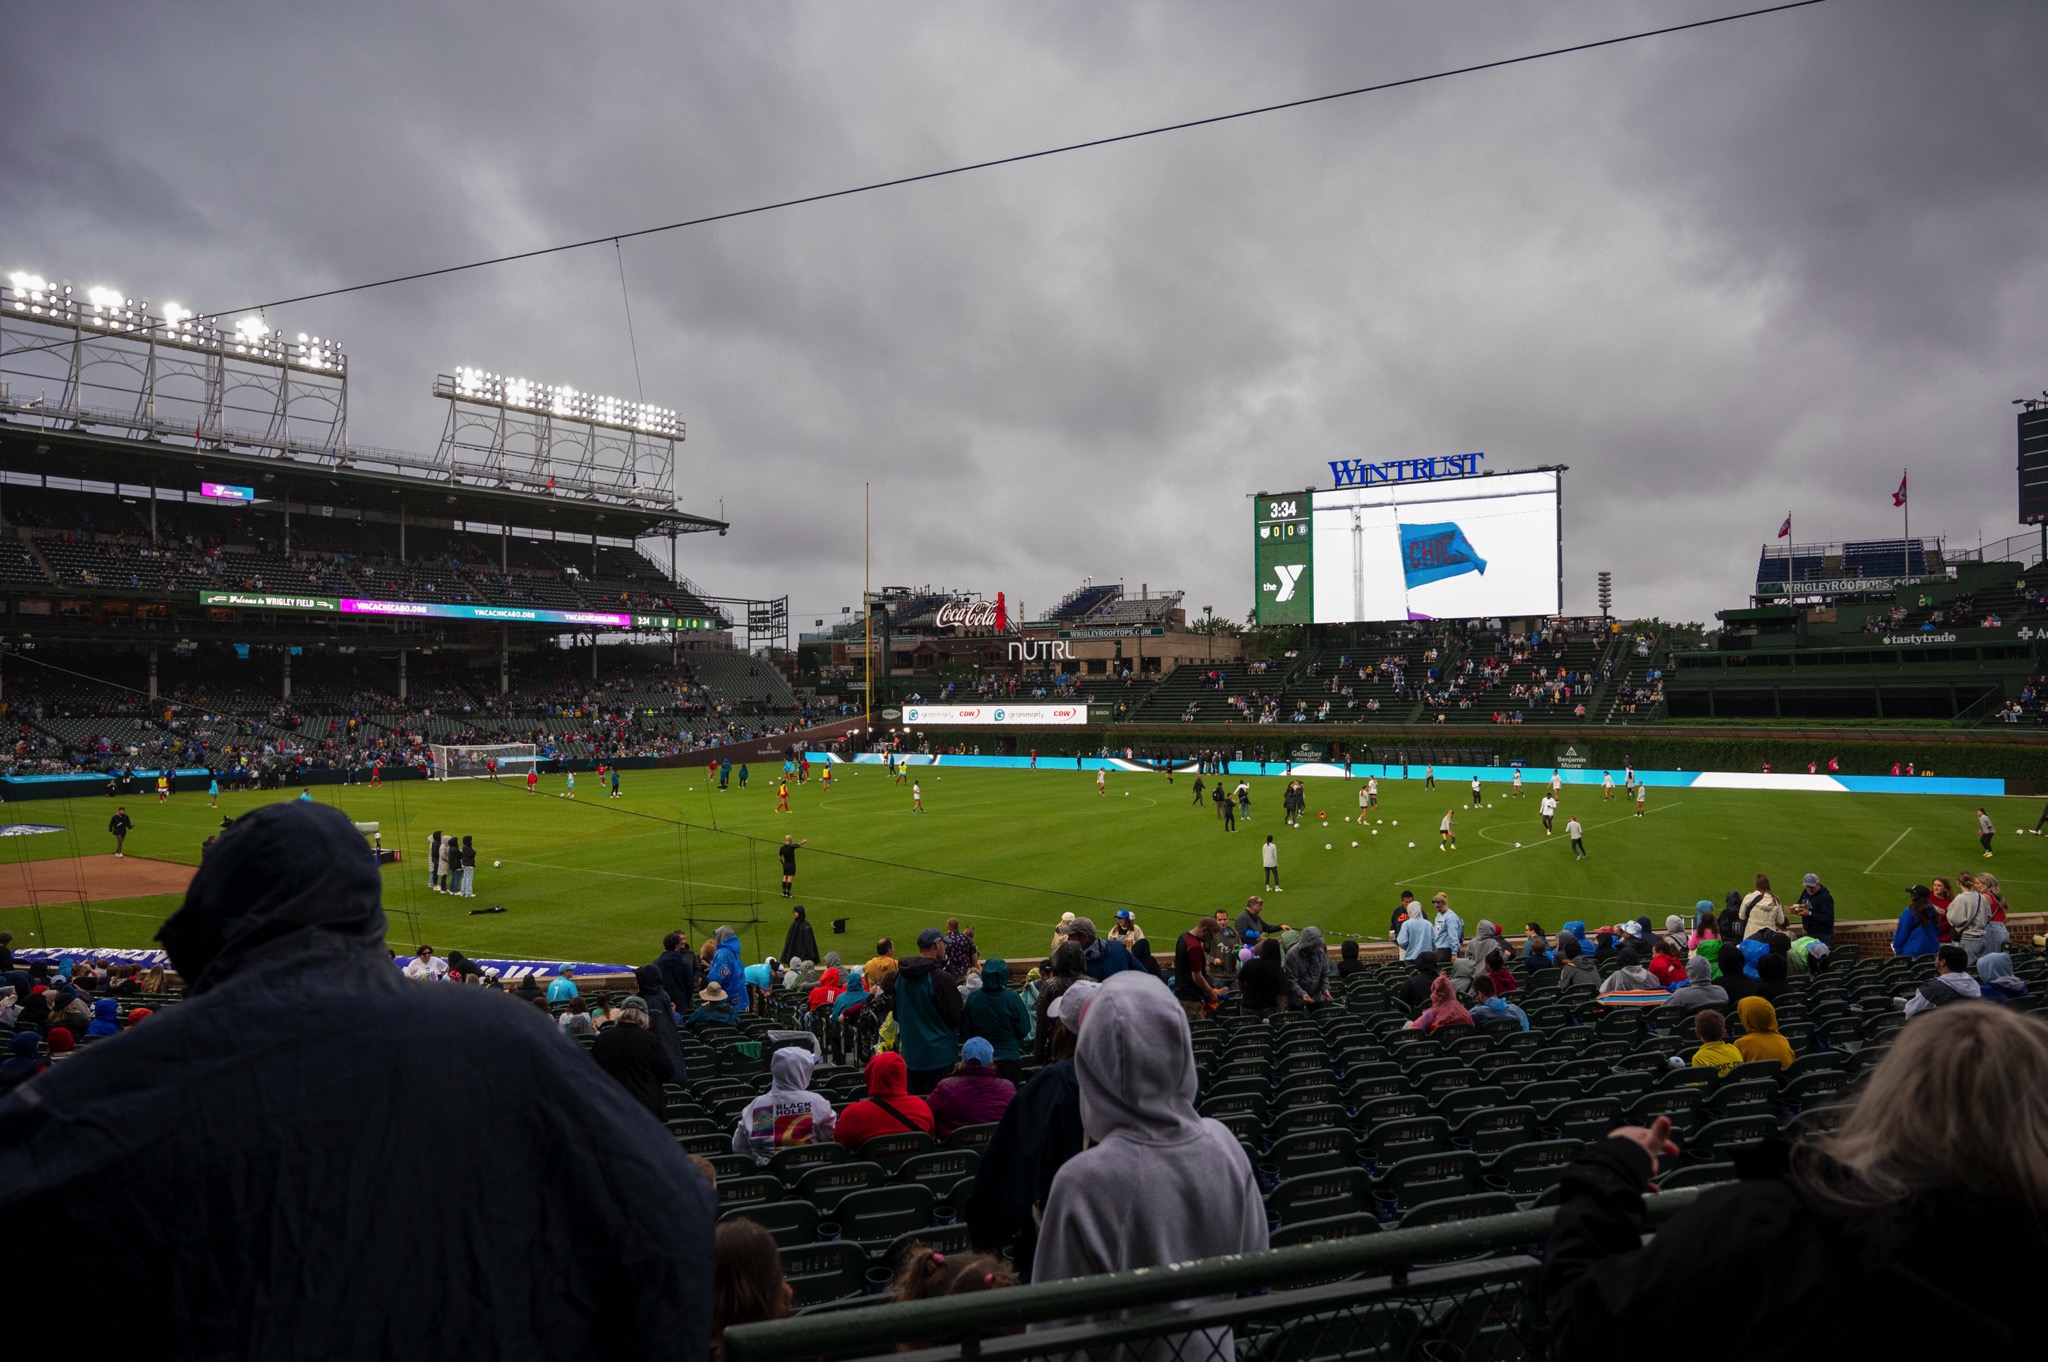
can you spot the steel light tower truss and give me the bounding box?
[0,275,347,456]
[434,367,680,510]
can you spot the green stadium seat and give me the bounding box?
[1266,1211,1382,1250]
[766,1143,845,1181]
[1547,1097,1625,1144]
[1658,1162,1737,1190]
[1267,1103,1349,1142]
[1708,1079,1778,1121]
[706,1153,757,1181]
[1355,1093,1428,1127]
[1688,1115,1779,1163]
[1589,1071,1654,1101]
[793,1160,884,1213]
[1243,1304,1425,1362]
[1625,1088,1706,1139]
[1450,1104,1540,1155]
[1482,1138,1585,1196]
[722,1198,819,1248]
[1396,1190,1519,1231]
[943,1123,999,1152]
[1373,1150,1482,1212]
[1653,1065,1716,1092]
[881,1223,971,1271]
[851,1131,935,1172]
[1430,1084,1507,1120]
[716,1173,783,1215]
[894,1148,979,1194]
[778,1239,870,1307]
[831,1184,937,1247]
[1265,1167,1374,1226]
[1723,1059,1787,1087]
[1265,1127,1358,1179]
[1362,1114,1450,1163]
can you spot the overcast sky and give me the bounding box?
[7,0,2045,630]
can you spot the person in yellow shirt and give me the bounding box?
[1690,1008,1744,1077]
[863,937,899,993]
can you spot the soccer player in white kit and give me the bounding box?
[1097,768,1107,797]
[1634,781,1647,817]
[1550,770,1564,796]
[1366,777,1378,808]
[1470,775,1483,807]
[1439,809,1457,851]
[1602,772,1615,801]
[1511,769,1523,797]
[1540,793,1557,835]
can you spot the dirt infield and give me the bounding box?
[0,855,194,908]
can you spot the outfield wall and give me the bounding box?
[808,751,2005,796]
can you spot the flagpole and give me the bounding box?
[863,481,871,737]
[1901,469,1909,582]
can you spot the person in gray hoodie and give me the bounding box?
[1666,955,1728,1011]
[1032,972,1268,1362]
[1284,926,1333,1009]
[1465,920,1506,966]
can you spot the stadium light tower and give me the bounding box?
[433,367,682,509]
[1597,571,1613,619]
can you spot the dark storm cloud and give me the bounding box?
[4,0,2042,626]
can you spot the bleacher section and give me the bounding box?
[0,484,729,625]
[651,943,2047,1320]
[1046,583,1119,621]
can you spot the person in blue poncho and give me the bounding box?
[85,997,122,1039]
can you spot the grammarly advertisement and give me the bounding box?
[1306,469,1560,622]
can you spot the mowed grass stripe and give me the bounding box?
[0,766,2032,964]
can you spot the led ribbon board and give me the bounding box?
[199,592,715,630]
[199,482,256,502]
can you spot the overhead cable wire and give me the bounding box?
[207,1,1827,317]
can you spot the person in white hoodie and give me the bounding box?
[1033,972,1268,1362]
[1899,945,1983,1018]
[730,1046,836,1165]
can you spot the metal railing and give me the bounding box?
[723,1189,1703,1362]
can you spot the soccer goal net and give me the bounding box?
[428,743,541,781]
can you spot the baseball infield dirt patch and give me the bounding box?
[0,855,194,908]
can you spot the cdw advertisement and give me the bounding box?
[900,704,1088,726]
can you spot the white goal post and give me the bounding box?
[428,743,541,780]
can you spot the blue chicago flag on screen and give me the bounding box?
[1400,521,1487,589]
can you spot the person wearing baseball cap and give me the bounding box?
[1794,872,1836,946]
[1056,918,1138,982]
[1235,896,1280,941]
[1893,885,1942,957]
[929,1035,1016,1136]
[1107,908,1143,951]
[894,928,965,1094]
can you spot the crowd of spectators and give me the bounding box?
[2,802,2042,1353]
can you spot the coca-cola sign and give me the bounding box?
[934,592,1009,631]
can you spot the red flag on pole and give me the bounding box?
[1893,472,1908,507]
[1777,514,1792,539]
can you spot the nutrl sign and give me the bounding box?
[1327,452,1484,487]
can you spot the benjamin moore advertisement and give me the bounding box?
[900,703,1089,726]
[1305,469,1561,622]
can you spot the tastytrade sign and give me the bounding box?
[900,703,1087,726]
[199,591,716,630]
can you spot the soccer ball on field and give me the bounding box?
[1514,842,1522,848]
[1124,791,1129,797]
[1351,840,1358,847]
[1391,820,1399,826]
[1324,843,1332,850]
[493,859,502,868]
[1372,829,1379,836]
[1407,841,1416,848]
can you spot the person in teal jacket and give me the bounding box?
[962,958,1032,1083]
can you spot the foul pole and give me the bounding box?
[863,482,871,735]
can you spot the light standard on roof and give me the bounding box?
[1204,605,1214,661]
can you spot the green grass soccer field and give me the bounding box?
[2,765,2041,967]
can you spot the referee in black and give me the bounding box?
[779,834,809,898]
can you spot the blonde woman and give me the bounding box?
[1549,1004,2048,1347]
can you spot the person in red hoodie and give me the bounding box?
[1646,938,1688,987]
[927,1037,1017,1137]
[806,965,844,1014]
[833,1051,934,1150]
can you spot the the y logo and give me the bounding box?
[1273,564,1304,602]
